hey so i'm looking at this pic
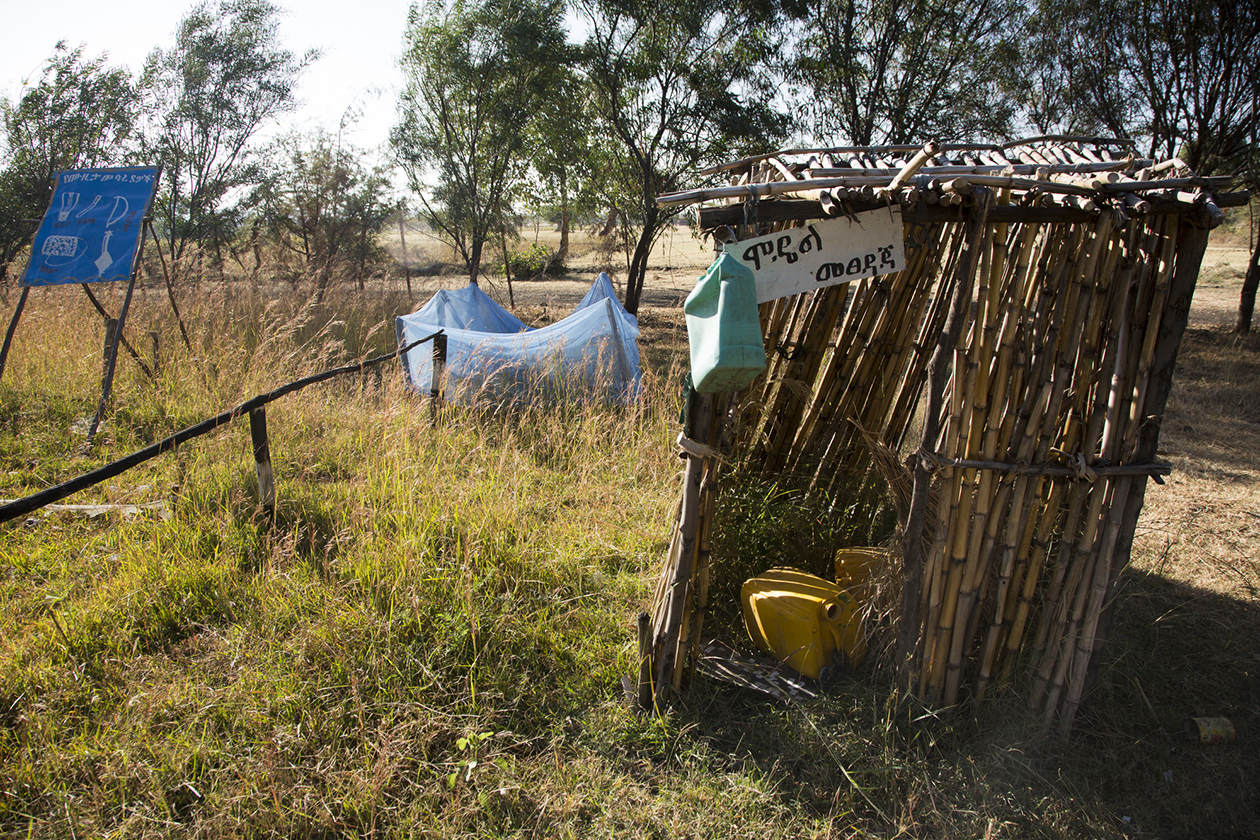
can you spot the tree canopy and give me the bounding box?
[576,0,792,314]
[0,43,138,283]
[255,129,393,299]
[787,0,1020,145]
[1008,0,1259,329]
[142,0,317,265]
[391,0,569,286]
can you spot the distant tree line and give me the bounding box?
[1,0,1256,319]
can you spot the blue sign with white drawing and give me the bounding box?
[21,166,160,287]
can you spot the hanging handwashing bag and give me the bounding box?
[684,251,766,393]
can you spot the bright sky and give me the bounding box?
[0,0,413,157]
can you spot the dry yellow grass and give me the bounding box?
[0,222,1257,838]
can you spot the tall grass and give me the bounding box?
[0,272,1256,838]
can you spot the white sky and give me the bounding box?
[0,0,413,157]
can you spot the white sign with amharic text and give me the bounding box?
[732,206,906,303]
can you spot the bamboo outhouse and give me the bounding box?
[642,137,1249,733]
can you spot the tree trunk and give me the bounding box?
[558,170,570,260]
[398,208,409,269]
[599,207,620,238]
[1234,240,1260,333]
[501,227,515,309]
[624,221,656,316]
[359,225,368,291]
[468,239,483,286]
[560,206,571,261]
[250,218,263,283]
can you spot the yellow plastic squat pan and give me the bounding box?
[833,546,890,603]
[741,568,867,681]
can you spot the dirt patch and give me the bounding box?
[1191,245,1251,328]
[390,224,715,315]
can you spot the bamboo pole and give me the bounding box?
[684,393,731,687]
[1051,256,1139,726]
[941,213,1043,703]
[1073,212,1211,719]
[898,190,994,697]
[652,393,712,704]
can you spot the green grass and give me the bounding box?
[0,277,1256,838]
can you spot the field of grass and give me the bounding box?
[0,227,1256,838]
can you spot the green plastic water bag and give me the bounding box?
[684,251,766,393]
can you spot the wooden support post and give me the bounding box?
[636,611,653,710]
[249,406,276,520]
[430,332,448,425]
[650,390,714,706]
[0,286,30,381]
[82,286,154,380]
[86,274,137,446]
[101,318,119,377]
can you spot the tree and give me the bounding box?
[785,0,1020,145]
[255,129,394,300]
[525,66,595,261]
[1010,0,1259,330]
[0,43,137,284]
[391,0,568,286]
[577,0,792,314]
[142,0,317,265]
[994,0,1130,137]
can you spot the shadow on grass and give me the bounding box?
[1073,566,1260,839]
[662,565,1258,839]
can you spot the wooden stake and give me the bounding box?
[101,318,119,378]
[637,611,654,709]
[249,406,276,521]
[0,286,30,381]
[429,332,448,426]
[86,275,138,446]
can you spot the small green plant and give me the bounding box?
[508,242,562,278]
[446,731,497,789]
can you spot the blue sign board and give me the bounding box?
[21,166,160,288]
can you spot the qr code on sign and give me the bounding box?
[42,235,81,257]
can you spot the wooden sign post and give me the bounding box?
[0,166,162,447]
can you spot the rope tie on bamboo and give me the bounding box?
[917,446,943,473]
[1068,452,1097,482]
[743,184,760,233]
[774,341,802,361]
[914,449,1148,482]
[676,432,723,461]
